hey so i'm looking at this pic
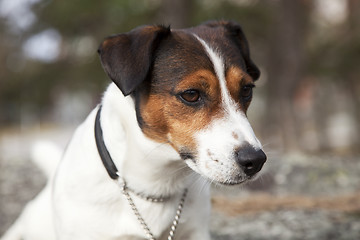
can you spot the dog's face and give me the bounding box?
[98,21,266,185]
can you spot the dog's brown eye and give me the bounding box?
[180,90,201,103]
[241,84,254,100]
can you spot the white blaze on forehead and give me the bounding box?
[193,35,233,108]
[193,34,261,149]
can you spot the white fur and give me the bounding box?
[186,36,263,184]
[1,84,211,240]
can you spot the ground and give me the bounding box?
[1,126,359,239]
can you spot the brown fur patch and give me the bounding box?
[226,66,254,111]
[140,69,224,153]
[174,69,220,103]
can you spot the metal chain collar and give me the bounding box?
[117,176,171,203]
[116,173,188,240]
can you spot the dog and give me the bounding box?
[1,20,266,240]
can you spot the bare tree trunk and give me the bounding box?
[348,0,360,32]
[265,0,310,152]
[156,0,193,28]
[346,0,360,150]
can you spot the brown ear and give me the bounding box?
[98,25,171,95]
[206,21,260,81]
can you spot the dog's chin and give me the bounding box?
[218,178,249,186]
[213,175,252,186]
[184,159,257,186]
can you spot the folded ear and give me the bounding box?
[206,21,260,81]
[98,25,171,95]
[224,21,260,81]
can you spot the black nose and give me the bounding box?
[235,144,267,177]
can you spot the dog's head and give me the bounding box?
[98,21,266,185]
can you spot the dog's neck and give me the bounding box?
[99,84,192,198]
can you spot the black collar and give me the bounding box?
[94,106,119,180]
[94,106,173,202]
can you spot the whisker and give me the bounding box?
[199,177,211,195]
[168,164,190,176]
[191,173,205,189]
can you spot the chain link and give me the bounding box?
[117,176,188,240]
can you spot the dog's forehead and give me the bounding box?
[154,30,213,74]
[186,25,247,70]
[152,26,247,90]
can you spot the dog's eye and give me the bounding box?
[180,90,201,103]
[241,84,254,100]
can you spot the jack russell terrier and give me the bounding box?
[2,20,266,240]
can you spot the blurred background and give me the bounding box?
[0,0,359,239]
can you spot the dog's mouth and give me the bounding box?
[219,176,252,185]
[206,173,256,186]
[179,151,196,163]
[182,158,255,186]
